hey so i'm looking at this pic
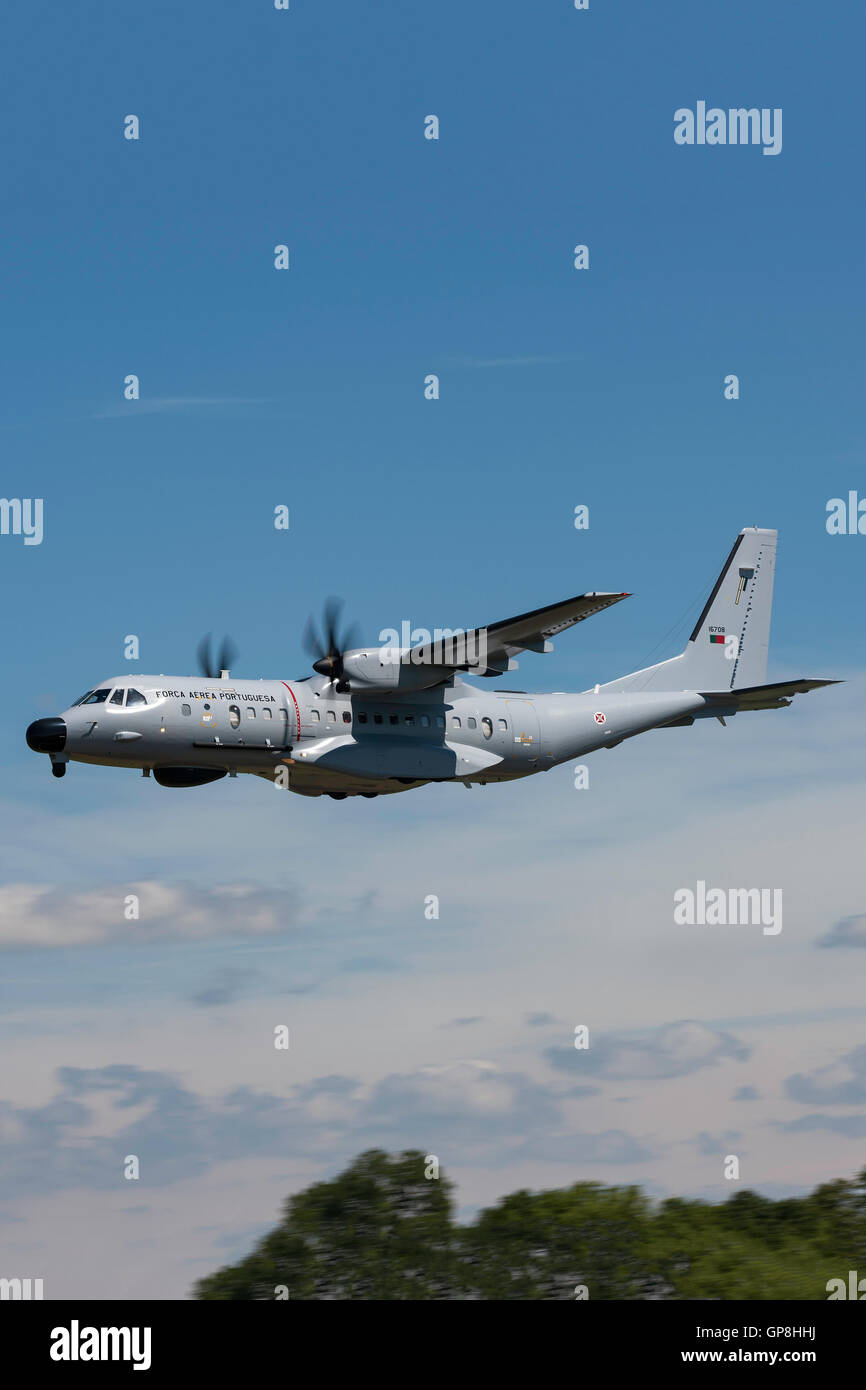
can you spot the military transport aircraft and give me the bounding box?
[26,528,836,800]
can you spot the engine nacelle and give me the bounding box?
[339,647,493,692]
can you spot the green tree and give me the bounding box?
[195,1155,866,1301]
[460,1182,655,1300]
[195,1149,458,1301]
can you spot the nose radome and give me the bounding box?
[26,716,67,753]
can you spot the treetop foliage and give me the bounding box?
[195,1150,866,1301]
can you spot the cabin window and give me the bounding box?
[482,717,493,739]
[420,715,430,727]
[467,716,477,730]
[389,714,398,725]
[374,713,383,725]
[358,712,368,724]
[110,689,124,706]
[311,709,320,722]
[246,706,256,719]
[262,707,272,720]
[181,703,191,716]
[435,715,445,728]
[126,689,147,707]
[451,716,461,729]
[404,714,414,726]
[342,710,351,724]
[326,710,336,723]
[228,705,241,728]
[498,718,507,730]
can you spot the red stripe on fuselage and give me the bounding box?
[281,682,301,740]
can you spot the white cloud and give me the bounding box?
[0,881,300,949]
[786,1045,866,1106]
[547,1020,750,1081]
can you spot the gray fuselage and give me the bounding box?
[45,674,705,798]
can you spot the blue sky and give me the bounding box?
[2,2,865,1297]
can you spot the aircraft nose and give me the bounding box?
[26,716,67,753]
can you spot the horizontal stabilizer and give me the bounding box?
[700,678,841,711]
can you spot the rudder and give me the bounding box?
[685,527,777,689]
[599,527,778,694]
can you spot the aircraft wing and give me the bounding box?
[700,678,841,710]
[409,591,631,675]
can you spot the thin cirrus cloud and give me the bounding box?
[91,397,274,419]
[188,966,259,1008]
[776,1114,866,1138]
[0,881,300,949]
[448,354,578,369]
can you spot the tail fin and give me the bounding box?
[600,527,778,694]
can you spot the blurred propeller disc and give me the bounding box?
[197,633,238,680]
[302,598,360,689]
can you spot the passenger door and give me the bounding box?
[503,698,540,763]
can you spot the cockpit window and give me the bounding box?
[109,689,124,705]
[70,690,95,707]
[125,689,147,707]
[82,689,110,705]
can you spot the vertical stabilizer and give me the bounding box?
[599,528,778,694]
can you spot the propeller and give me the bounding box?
[302,597,360,691]
[197,633,238,680]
